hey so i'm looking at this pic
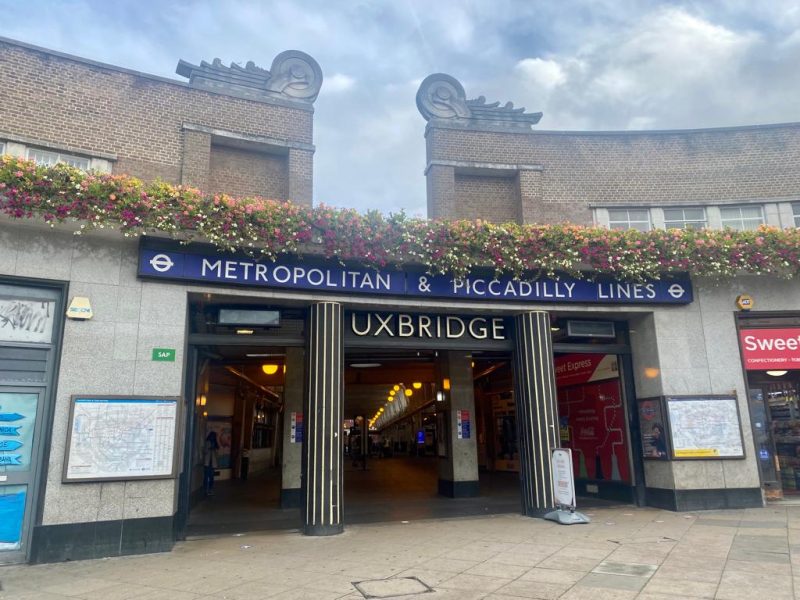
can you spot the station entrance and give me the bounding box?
[177,297,642,538]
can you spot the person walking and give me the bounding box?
[204,430,220,496]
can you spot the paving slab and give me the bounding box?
[5,504,800,599]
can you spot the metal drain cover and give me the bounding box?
[354,576,433,598]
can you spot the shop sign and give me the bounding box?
[349,312,507,341]
[151,348,176,362]
[554,354,618,387]
[138,243,693,305]
[739,328,800,370]
[290,412,303,444]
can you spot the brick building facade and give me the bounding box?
[1,39,799,566]
[418,73,800,228]
[0,37,316,204]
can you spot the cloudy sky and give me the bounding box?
[3,1,799,216]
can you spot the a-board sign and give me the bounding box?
[665,395,745,459]
[63,396,180,482]
[551,448,576,508]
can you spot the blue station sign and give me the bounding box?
[138,243,693,305]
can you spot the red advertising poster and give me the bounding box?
[556,354,630,483]
[739,328,800,370]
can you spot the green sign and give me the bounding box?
[151,348,176,362]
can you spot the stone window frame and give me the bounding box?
[663,206,707,230]
[0,132,115,173]
[607,208,652,231]
[719,204,765,231]
[792,203,800,228]
[26,147,91,171]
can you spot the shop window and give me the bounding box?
[720,205,764,231]
[664,207,707,230]
[26,148,90,171]
[607,208,651,231]
[793,203,800,228]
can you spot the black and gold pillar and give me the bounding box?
[304,301,344,535]
[513,310,560,516]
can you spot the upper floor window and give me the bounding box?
[793,203,800,228]
[26,148,90,171]
[720,205,764,231]
[664,207,707,230]
[607,208,651,231]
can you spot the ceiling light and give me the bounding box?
[236,329,254,335]
[393,385,400,391]
[350,362,382,368]
[404,389,413,397]
[389,390,396,396]
[442,378,451,391]
[550,326,561,332]
[412,382,422,389]
[767,370,789,377]
[262,364,279,375]
[246,353,285,357]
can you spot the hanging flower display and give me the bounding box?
[2,155,799,281]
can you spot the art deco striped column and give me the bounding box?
[304,301,344,535]
[513,310,560,516]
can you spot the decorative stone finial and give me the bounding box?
[416,73,542,130]
[176,50,323,104]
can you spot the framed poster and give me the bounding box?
[637,397,670,460]
[665,395,745,459]
[63,396,180,482]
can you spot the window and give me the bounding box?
[0,141,5,155]
[793,203,800,228]
[607,208,651,231]
[26,148,90,170]
[720,205,764,231]
[664,207,707,230]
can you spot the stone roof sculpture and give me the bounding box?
[416,73,542,130]
[176,50,322,104]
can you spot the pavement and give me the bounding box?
[2,504,800,600]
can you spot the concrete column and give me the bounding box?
[437,351,479,497]
[280,347,304,508]
[304,302,344,536]
[513,311,560,516]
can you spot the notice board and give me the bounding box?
[665,395,745,459]
[63,396,180,482]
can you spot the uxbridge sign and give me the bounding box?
[349,312,507,341]
[138,241,693,305]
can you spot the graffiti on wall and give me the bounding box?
[0,298,54,343]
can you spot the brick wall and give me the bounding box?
[208,145,288,199]
[0,40,313,201]
[453,174,520,223]
[425,123,800,225]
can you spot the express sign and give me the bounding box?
[739,328,800,370]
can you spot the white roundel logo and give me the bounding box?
[149,253,175,273]
[667,284,686,299]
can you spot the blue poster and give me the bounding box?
[0,393,36,472]
[0,486,26,550]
